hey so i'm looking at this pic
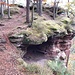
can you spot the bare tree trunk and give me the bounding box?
[0,0,4,18]
[36,0,39,13]
[39,0,42,16]
[67,0,69,17]
[55,1,59,17]
[31,3,34,26]
[53,0,56,19]
[7,0,11,19]
[26,0,30,23]
[3,0,6,9]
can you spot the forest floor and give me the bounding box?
[0,7,75,75]
[0,7,28,75]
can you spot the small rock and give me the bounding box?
[0,38,6,43]
[0,45,6,51]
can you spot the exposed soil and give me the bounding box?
[0,7,28,75]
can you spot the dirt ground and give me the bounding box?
[0,7,28,75]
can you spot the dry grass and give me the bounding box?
[17,58,53,75]
[17,52,75,75]
[67,53,75,75]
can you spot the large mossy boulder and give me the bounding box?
[9,16,75,45]
[4,6,20,15]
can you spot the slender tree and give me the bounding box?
[7,0,11,19]
[67,0,69,17]
[36,0,39,13]
[0,0,4,18]
[26,0,30,23]
[55,1,59,17]
[53,0,56,19]
[31,2,34,26]
[39,0,42,16]
[3,0,6,8]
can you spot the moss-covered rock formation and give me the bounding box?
[4,6,20,15]
[8,16,75,45]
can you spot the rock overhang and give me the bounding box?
[8,16,75,45]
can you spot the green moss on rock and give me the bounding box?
[9,17,74,45]
[4,7,20,15]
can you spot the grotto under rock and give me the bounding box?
[8,16,75,66]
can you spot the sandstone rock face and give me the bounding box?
[8,16,75,66]
[53,34,73,66]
